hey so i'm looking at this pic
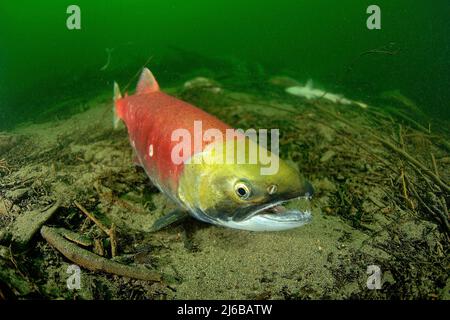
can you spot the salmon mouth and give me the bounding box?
[221,196,313,231]
[232,179,314,224]
[194,181,315,231]
[256,201,312,224]
[194,194,313,232]
[231,195,313,223]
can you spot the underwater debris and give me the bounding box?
[74,200,118,257]
[58,227,93,247]
[3,201,60,250]
[0,258,34,297]
[268,76,302,88]
[310,104,450,233]
[320,150,336,163]
[321,107,449,193]
[378,90,431,132]
[0,159,10,174]
[285,79,368,109]
[0,134,20,156]
[40,226,162,282]
[74,200,110,235]
[4,188,28,202]
[0,75,448,299]
[100,48,114,71]
[380,89,424,116]
[183,77,222,93]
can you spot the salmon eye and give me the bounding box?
[235,182,251,200]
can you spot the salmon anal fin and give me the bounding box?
[136,68,160,94]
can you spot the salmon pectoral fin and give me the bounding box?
[148,209,189,232]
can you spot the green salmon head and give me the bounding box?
[177,137,314,231]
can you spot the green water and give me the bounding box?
[1,1,449,300]
[0,0,449,130]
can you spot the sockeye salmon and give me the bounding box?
[114,68,313,231]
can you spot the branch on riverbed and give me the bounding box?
[314,104,450,193]
[40,226,162,282]
[74,200,118,257]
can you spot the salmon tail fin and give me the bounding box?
[136,68,160,94]
[113,81,123,129]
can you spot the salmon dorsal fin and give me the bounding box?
[136,68,160,94]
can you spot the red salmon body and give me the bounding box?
[114,69,230,197]
[113,68,315,232]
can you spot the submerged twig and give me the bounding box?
[409,185,450,233]
[40,226,161,282]
[382,106,430,134]
[60,228,93,247]
[317,105,450,193]
[0,159,11,174]
[400,168,414,209]
[302,116,395,171]
[9,201,61,249]
[441,197,449,220]
[398,124,405,149]
[431,153,439,178]
[74,201,110,235]
[100,48,114,71]
[110,223,117,258]
[74,201,119,257]
[374,135,449,193]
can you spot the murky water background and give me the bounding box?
[1,0,449,130]
[0,1,449,300]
